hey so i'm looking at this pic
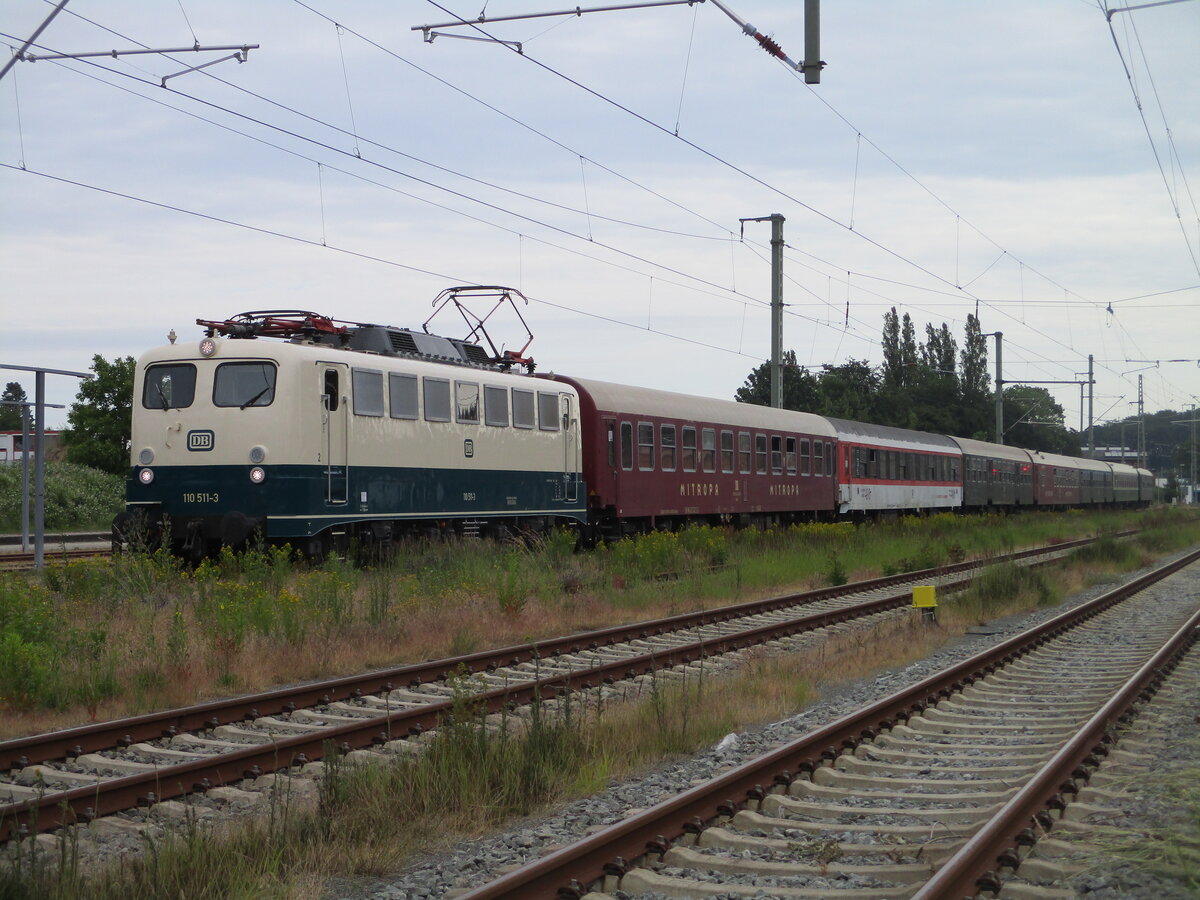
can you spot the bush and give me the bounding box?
[0,460,124,531]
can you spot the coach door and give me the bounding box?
[321,364,348,505]
[561,393,578,503]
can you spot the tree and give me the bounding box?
[1002,385,1078,454]
[734,349,821,411]
[64,355,135,474]
[957,314,992,438]
[0,382,27,430]
[816,359,882,421]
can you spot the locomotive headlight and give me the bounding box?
[249,466,266,484]
[249,445,267,464]
[138,468,155,485]
[138,448,155,465]
[199,337,217,357]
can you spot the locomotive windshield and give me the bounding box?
[214,362,277,409]
[143,364,197,410]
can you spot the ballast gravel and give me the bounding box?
[333,548,1200,900]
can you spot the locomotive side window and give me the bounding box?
[423,377,451,422]
[638,422,654,471]
[738,432,751,474]
[389,373,418,419]
[785,437,797,475]
[621,422,633,471]
[755,434,768,475]
[323,369,339,411]
[484,385,508,426]
[512,389,535,429]
[681,426,697,472]
[537,392,560,432]
[143,363,196,410]
[351,368,384,417]
[720,430,734,473]
[702,428,716,473]
[660,425,677,471]
[214,362,276,408]
[456,382,480,424]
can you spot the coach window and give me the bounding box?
[799,439,810,475]
[738,432,752,473]
[214,362,276,408]
[456,382,480,424]
[484,385,509,426]
[351,368,385,417]
[638,422,654,471]
[755,434,768,475]
[784,437,797,476]
[825,443,833,477]
[423,377,451,422]
[770,436,783,474]
[512,389,535,429]
[143,363,197,410]
[537,392,560,431]
[621,422,634,471]
[721,430,734,473]
[681,426,697,471]
[702,428,716,473]
[389,373,418,419]
[661,425,677,471]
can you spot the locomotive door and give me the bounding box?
[321,364,349,505]
[561,393,578,503]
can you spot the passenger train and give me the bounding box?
[116,304,1153,558]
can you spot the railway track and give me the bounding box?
[0,537,1102,845]
[0,547,111,570]
[456,547,1200,899]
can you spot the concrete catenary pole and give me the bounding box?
[994,332,1003,444]
[769,214,785,408]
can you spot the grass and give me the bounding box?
[0,461,123,534]
[2,508,1197,737]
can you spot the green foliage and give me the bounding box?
[0,460,124,532]
[0,381,27,431]
[63,354,135,475]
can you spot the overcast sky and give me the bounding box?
[2,0,1197,436]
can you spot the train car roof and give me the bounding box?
[947,437,1033,464]
[551,376,837,436]
[1107,461,1140,477]
[1028,450,1110,473]
[823,417,961,455]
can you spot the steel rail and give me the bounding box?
[455,546,1200,899]
[0,575,960,841]
[0,536,1098,772]
[912,601,1200,899]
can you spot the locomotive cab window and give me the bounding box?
[484,385,508,426]
[143,363,196,410]
[512,389,535,429]
[389,373,418,419]
[351,368,384,417]
[423,377,451,422]
[214,362,276,408]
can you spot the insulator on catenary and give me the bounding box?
[756,33,785,59]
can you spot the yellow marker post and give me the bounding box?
[912,585,937,622]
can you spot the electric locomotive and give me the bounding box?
[117,306,586,558]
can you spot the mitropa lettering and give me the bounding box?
[769,484,802,496]
[679,482,720,497]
